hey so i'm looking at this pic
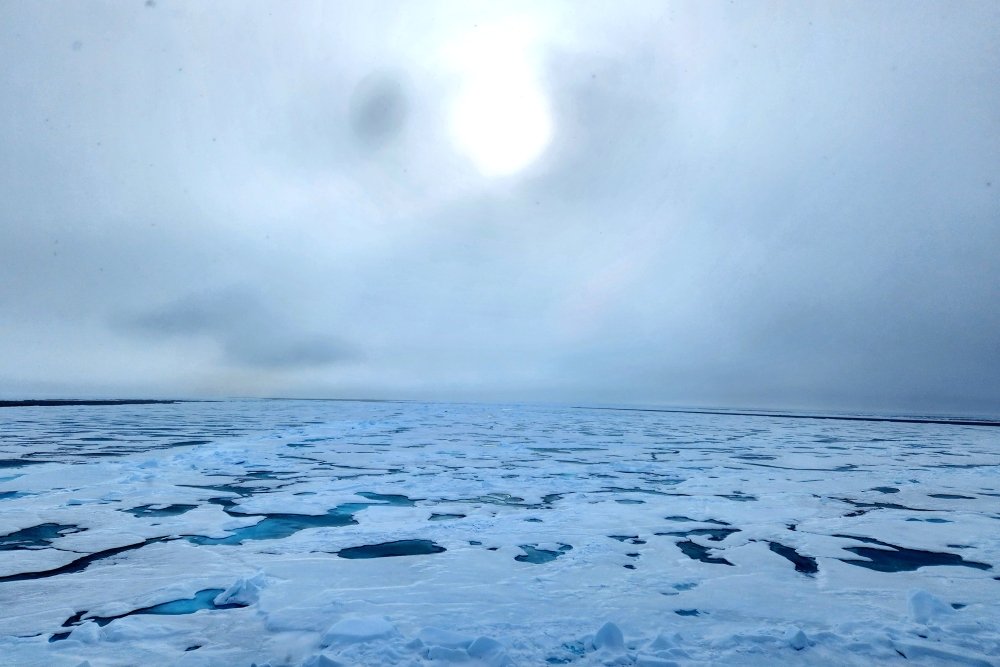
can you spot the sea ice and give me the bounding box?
[214,572,268,606]
[321,616,398,646]
[592,621,626,651]
[908,589,955,624]
[0,399,996,665]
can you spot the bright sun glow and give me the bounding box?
[446,20,553,177]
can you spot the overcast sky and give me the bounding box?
[1,1,998,413]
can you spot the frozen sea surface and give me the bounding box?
[0,399,998,666]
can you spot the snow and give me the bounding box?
[592,622,626,652]
[321,617,398,646]
[784,628,811,651]
[214,573,268,607]
[0,399,997,665]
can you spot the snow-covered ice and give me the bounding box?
[0,399,998,665]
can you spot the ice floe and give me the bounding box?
[0,399,997,665]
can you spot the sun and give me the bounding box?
[445,20,553,177]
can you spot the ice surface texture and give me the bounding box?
[0,399,997,665]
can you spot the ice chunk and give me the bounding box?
[321,616,396,646]
[264,602,343,633]
[468,636,505,660]
[908,590,954,624]
[467,637,509,666]
[69,620,100,644]
[214,572,267,606]
[648,633,682,651]
[417,626,474,649]
[893,641,994,666]
[592,622,625,652]
[300,655,345,667]
[784,628,810,650]
[424,645,469,661]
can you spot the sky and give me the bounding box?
[1,0,998,413]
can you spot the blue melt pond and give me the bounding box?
[0,523,84,550]
[187,512,357,546]
[516,544,573,564]
[136,588,244,616]
[187,493,418,545]
[338,539,445,559]
[125,504,198,518]
[53,588,247,640]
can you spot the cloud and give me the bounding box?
[349,71,409,148]
[119,289,352,370]
[0,1,997,411]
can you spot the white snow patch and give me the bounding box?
[214,572,268,606]
[321,616,397,646]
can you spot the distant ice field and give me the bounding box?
[0,400,998,666]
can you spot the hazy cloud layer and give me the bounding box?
[1,1,997,412]
[119,289,352,369]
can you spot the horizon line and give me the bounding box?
[2,397,998,428]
